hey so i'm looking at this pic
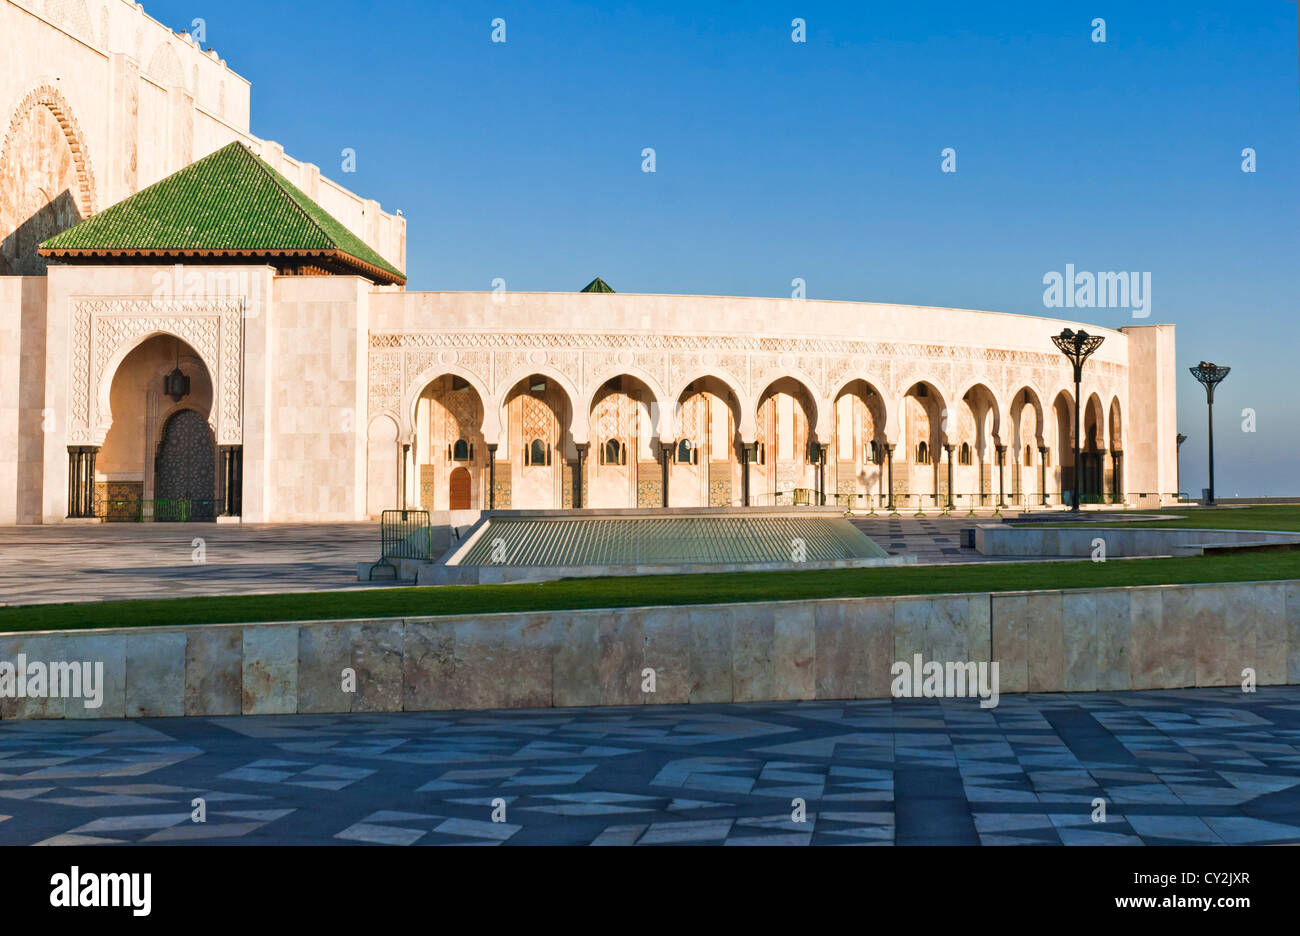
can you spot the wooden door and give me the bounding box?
[449,467,471,509]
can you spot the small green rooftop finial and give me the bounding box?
[580,277,615,293]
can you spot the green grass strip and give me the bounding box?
[3,550,1299,634]
[1044,505,1300,532]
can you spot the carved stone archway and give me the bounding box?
[70,298,243,448]
[0,84,98,274]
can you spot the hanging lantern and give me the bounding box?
[163,366,190,402]
[163,337,190,403]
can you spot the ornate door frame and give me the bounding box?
[67,297,243,448]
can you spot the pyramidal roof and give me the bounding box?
[580,276,615,293]
[40,142,405,285]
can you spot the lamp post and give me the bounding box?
[1175,433,1187,500]
[1189,362,1230,506]
[1051,328,1105,512]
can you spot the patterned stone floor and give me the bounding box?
[3,687,1300,845]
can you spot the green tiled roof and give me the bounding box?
[453,515,887,567]
[580,276,615,293]
[40,141,404,284]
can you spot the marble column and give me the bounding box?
[944,443,955,509]
[66,446,98,518]
[660,443,670,508]
[996,444,1007,507]
[575,442,588,509]
[886,443,895,509]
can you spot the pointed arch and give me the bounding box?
[957,381,1003,442]
[401,364,496,444]
[0,83,99,273]
[669,371,752,441]
[585,363,667,416]
[756,375,821,445]
[1009,385,1046,446]
[146,41,186,88]
[1108,396,1123,452]
[1084,393,1106,452]
[94,330,218,445]
[496,363,585,443]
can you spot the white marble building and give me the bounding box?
[0,0,1179,525]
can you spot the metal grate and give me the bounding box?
[456,515,887,567]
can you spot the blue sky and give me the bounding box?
[152,0,1298,494]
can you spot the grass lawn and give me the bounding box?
[1047,505,1300,532]
[2,549,1299,633]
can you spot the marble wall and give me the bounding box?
[2,579,1297,719]
[0,276,46,524]
[976,525,1300,557]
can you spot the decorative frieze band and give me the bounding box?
[368,329,1121,373]
[367,330,1125,422]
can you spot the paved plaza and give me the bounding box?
[849,514,1039,563]
[0,515,1047,607]
[0,523,383,606]
[1,688,1300,845]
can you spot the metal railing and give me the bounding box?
[97,497,218,522]
[673,490,1174,513]
[367,509,435,582]
[380,509,434,560]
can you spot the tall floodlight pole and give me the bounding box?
[1051,329,1105,512]
[1189,362,1230,506]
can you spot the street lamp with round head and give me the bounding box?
[1051,329,1105,511]
[1190,362,1230,506]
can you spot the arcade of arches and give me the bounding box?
[371,371,1126,515]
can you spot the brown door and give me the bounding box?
[449,467,471,509]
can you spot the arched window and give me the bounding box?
[677,439,696,464]
[959,442,972,466]
[526,438,550,467]
[452,439,470,461]
[916,441,929,465]
[601,439,625,466]
[1024,445,1032,466]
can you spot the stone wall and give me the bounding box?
[976,525,1300,557]
[0,275,46,524]
[3,578,1297,720]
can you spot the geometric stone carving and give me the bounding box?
[367,351,402,414]
[70,297,243,446]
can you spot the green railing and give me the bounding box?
[368,509,434,582]
[98,497,218,522]
[380,509,434,560]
